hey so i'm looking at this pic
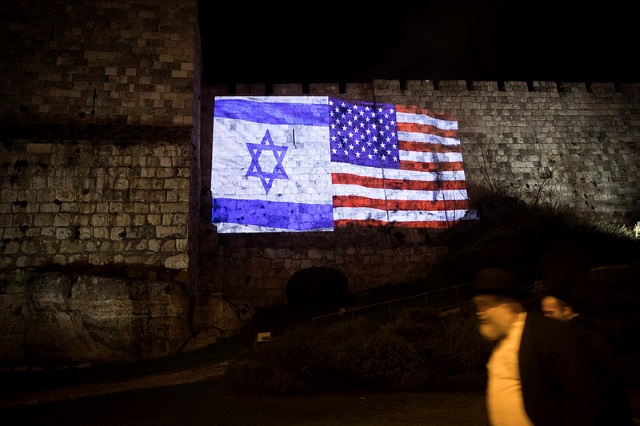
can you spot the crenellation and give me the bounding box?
[272,84,304,95]
[437,80,467,91]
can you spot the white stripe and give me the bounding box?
[216,223,334,233]
[396,111,458,131]
[400,150,463,163]
[333,184,469,201]
[397,131,460,146]
[333,208,470,222]
[331,162,466,181]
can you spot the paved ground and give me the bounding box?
[2,353,640,425]
[2,362,640,425]
[0,362,229,408]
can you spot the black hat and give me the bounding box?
[470,267,528,300]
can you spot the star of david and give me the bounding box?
[245,129,289,195]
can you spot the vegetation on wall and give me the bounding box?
[428,191,638,287]
[222,304,492,395]
[220,190,639,395]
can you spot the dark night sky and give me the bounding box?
[197,2,638,85]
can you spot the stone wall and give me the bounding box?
[0,0,197,126]
[199,80,640,307]
[0,0,638,363]
[0,0,217,363]
[1,127,194,274]
[1,0,199,278]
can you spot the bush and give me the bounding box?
[311,317,429,392]
[391,305,492,390]
[431,192,640,286]
[222,324,318,395]
[222,305,492,395]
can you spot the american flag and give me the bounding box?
[329,98,469,228]
[210,96,471,233]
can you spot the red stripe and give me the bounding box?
[397,121,458,139]
[334,218,462,228]
[332,173,467,191]
[398,140,462,154]
[332,196,469,211]
[400,161,466,172]
[330,103,466,228]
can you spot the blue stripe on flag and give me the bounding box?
[212,198,334,231]
[214,98,330,126]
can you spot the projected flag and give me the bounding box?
[211,96,471,233]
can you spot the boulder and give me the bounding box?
[184,294,254,352]
[23,273,191,362]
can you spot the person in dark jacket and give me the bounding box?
[541,290,634,426]
[471,267,601,426]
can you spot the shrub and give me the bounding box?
[222,323,318,395]
[222,305,492,395]
[391,305,492,390]
[431,192,640,286]
[311,317,429,392]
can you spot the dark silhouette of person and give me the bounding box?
[471,267,601,426]
[541,289,634,426]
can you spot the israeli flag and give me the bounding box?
[211,96,334,233]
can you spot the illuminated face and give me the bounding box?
[472,294,518,341]
[541,296,570,321]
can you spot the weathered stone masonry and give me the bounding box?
[0,0,638,363]
[200,80,639,308]
[0,0,216,363]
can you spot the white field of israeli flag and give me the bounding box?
[211,96,334,233]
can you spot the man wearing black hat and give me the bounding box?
[471,267,601,426]
[541,289,634,426]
